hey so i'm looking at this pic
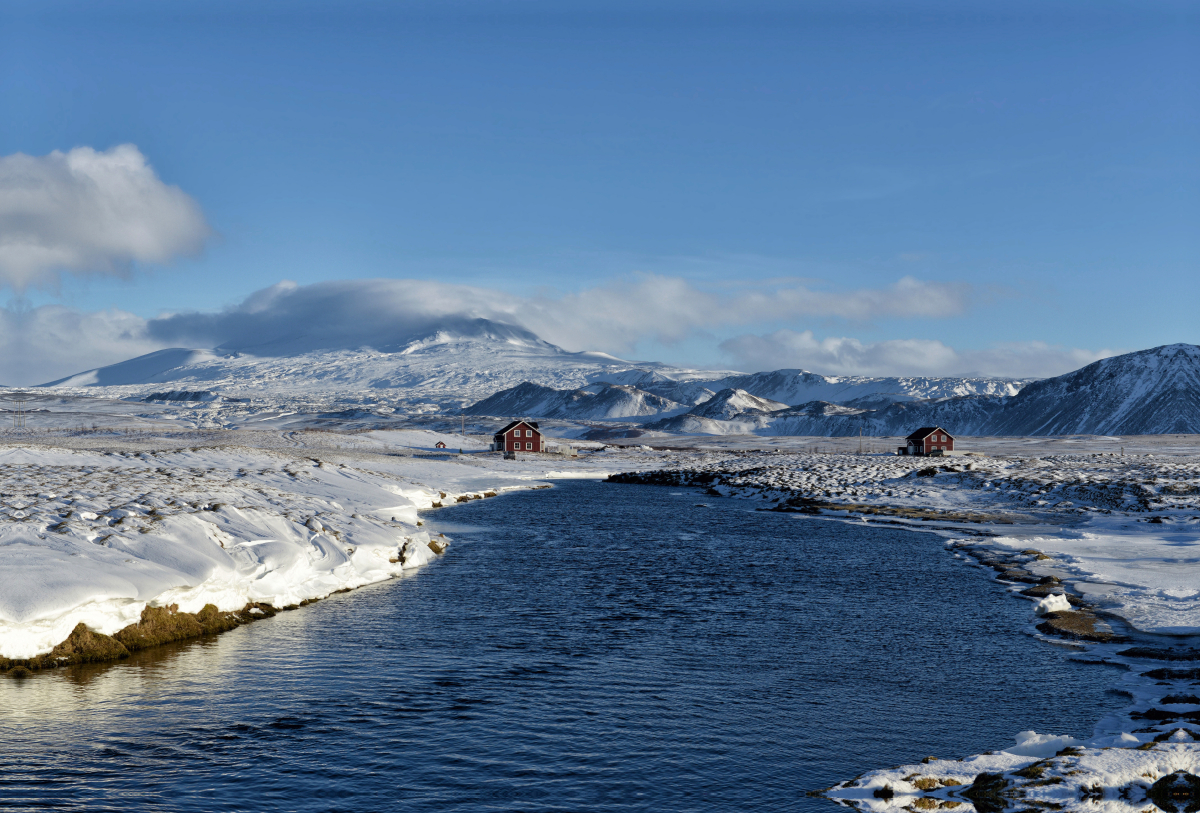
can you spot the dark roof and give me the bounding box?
[495,420,541,436]
[906,426,953,441]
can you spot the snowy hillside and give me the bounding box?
[588,369,724,406]
[686,388,788,420]
[42,317,1032,423]
[463,381,686,421]
[990,343,1200,435]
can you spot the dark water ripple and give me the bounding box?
[0,481,1118,812]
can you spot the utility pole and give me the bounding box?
[13,396,26,430]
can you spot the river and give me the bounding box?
[0,480,1119,811]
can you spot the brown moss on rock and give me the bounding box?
[1037,610,1128,644]
[196,603,242,634]
[962,773,1009,813]
[114,605,205,652]
[0,598,295,676]
[50,622,131,663]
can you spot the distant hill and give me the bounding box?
[466,367,1034,427]
[709,369,1029,405]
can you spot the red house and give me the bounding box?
[900,427,955,456]
[494,420,545,453]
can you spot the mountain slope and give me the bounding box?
[989,343,1200,435]
[44,348,224,388]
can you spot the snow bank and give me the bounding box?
[0,446,459,659]
[1004,730,1083,757]
[1034,593,1072,615]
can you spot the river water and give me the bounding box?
[0,481,1118,812]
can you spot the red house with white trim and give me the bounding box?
[494,420,545,453]
[900,427,955,456]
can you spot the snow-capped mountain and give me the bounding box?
[588,369,722,406]
[656,344,1200,437]
[463,381,686,421]
[40,320,665,407]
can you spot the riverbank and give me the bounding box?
[0,429,679,670]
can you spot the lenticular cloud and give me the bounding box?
[0,144,210,289]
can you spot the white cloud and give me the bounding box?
[142,275,971,357]
[0,303,164,385]
[0,145,210,289]
[720,329,1117,379]
[513,273,970,351]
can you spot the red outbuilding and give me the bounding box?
[494,420,545,453]
[900,427,955,456]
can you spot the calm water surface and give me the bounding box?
[0,481,1119,812]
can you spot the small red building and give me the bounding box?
[434,441,447,449]
[900,427,955,456]
[494,420,545,453]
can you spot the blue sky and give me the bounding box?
[0,0,1197,382]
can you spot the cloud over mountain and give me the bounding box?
[0,145,210,289]
[1,277,1103,385]
[720,329,1116,378]
[147,274,972,357]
